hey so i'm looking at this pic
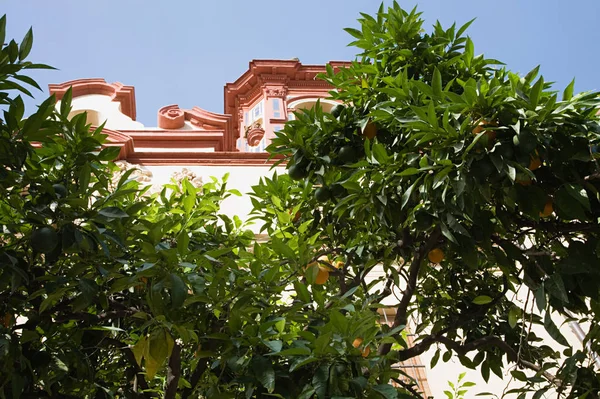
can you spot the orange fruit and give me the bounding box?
[517,178,532,186]
[352,337,364,348]
[1,313,12,328]
[472,121,497,142]
[361,346,371,357]
[528,151,542,171]
[362,122,377,140]
[288,209,301,222]
[314,266,329,285]
[428,248,445,264]
[334,260,344,269]
[540,200,554,217]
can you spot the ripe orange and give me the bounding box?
[528,152,542,171]
[540,200,554,217]
[428,248,445,264]
[472,121,497,142]
[288,209,301,222]
[314,265,329,285]
[516,176,533,186]
[361,346,371,357]
[1,313,12,328]
[362,122,377,140]
[352,337,364,348]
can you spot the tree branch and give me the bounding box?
[379,228,441,356]
[181,357,209,399]
[391,377,425,399]
[103,337,156,397]
[164,342,181,399]
[436,335,560,387]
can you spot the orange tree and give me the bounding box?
[255,2,600,398]
[3,3,600,399]
[0,14,405,399]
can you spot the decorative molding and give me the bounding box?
[48,78,137,120]
[245,122,265,146]
[170,168,203,189]
[126,151,281,166]
[111,160,153,189]
[264,86,287,98]
[101,128,135,160]
[158,104,185,129]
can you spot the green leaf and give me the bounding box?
[562,78,575,101]
[464,37,474,67]
[98,207,129,219]
[555,185,588,220]
[78,279,98,303]
[97,146,121,161]
[534,284,546,312]
[0,15,6,50]
[264,340,283,353]
[401,176,422,209]
[131,336,147,367]
[272,237,296,260]
[373,384,398,399]
[430,348,441,368]
[398,167,420,177]
[314,331,332,355]
[344,27,363,39]
[290,356,318,372]
[183,191,195,215]
[294,280,311,302]
[472,295,493,305]
[169,273,187,308]
[432,67,442,97]
[543,312,569,346]
[508,307,519,329]
[254,356,276,393]
[456,18,475,38]
[18,28,33,60]
[274,348,311,356]
[529,76,544,108]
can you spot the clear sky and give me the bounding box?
[3,0,599,126]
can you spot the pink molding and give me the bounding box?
[158,105,185,129]
[127,151,280,166]
[246,125,265,146]
[48,78,137,121]
[48,59,352,164]
[101,128,135,159]
[224,60,351,140]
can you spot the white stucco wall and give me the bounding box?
[143,165,285,233]
[61,94,145,130]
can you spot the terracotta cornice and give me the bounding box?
[48,78,137,121]
[95,127,135,160]
[127,151,281,166]
[99,128,283,165]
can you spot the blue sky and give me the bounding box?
[4,1,600,125]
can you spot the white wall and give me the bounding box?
[62,94,144,130]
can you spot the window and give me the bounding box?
[249,100,264,124]
[273,99,281,119]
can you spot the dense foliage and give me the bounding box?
[264,2,600,398]
[2,2,600,398]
